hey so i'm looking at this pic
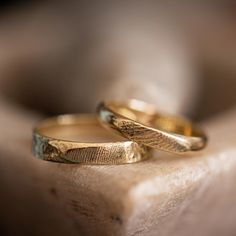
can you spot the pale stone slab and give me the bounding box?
[0,99,236,236]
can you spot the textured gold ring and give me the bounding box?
[33,114,149,164]
[98,100,207,154]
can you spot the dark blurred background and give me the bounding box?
[0,0,235,120]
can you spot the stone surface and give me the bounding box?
[0,98,236,236]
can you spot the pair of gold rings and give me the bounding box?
[33,99,207,164]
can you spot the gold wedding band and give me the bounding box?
[33,114,149,164]
[98,100,207,154]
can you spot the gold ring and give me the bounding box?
[33,114,149,164]
[98,100,207,154]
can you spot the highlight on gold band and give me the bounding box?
[33,114,149,164]
[97,100,207,154]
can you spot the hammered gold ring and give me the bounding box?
[33,114,149,164]
[98,100,207,154]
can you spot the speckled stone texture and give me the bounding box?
[1,99,236,236]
